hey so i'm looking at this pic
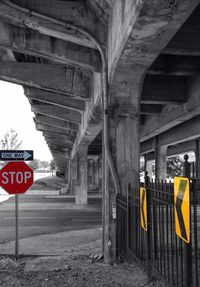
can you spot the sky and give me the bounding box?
[0,80,52,161]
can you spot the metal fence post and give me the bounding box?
[145,173,152,278]
[183,154,192,287]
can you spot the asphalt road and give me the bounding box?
[0,195,102,244]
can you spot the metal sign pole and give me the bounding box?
[15,194,19,260]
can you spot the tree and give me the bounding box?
[0,129,22,167]
[50,159,56,176]
[39,160,49,170]
[167,156,183,177]
[28,159,39,170]
[0,129,22,150]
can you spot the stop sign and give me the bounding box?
[0,162,33,194]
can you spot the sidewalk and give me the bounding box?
[0,228,102,256]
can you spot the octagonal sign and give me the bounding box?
[0,162,33,194]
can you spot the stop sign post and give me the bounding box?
[0,161,33,259]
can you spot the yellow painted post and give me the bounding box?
[140,187,147,232]
[174,177,190,243]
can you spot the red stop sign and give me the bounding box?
[0,162,33,194]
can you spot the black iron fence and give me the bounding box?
[116,179,200,287]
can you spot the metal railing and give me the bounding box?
[116,179,200,287]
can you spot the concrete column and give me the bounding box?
[103,102,140,263]
[155,137,167,180]
[145,154,155,180]
[70,155,78,195]
[75,147,88,205]
[88,160,92,186]
[91,160,95,186]
[95,158,100,186]
[143,154,147,173]
[67,158,72,194]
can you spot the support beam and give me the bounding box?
[141,76,200,142]
[163,5,200,56]
[140,104,162,115]
[51,153,69,161]
[0,21,101,72]
[51,152,68,161]
[26,89,86,111]
[51,150,69,157]
[141,75,187,104]
[155,137,167,180]
[159,116,200,147]
[0,0,105,49]
[48,144,69,153]
[34,115,78,131]
[148,55,200,76]
[67,158,72,191]
[140,138,156,155]
[108,0,200,83]
[44,136,74,146]
[195,139,200,177]
[43,131,74,143]
[74,147,88,205]
[0,62,90,98]
[35,122,76,138]
[167,141,196,157]
[31,104,82,124]
[141,117,200,157]
[71,74,102,159]
[45,138,73,149]
[146,156,154,179]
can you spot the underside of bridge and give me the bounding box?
[1,0,200,264]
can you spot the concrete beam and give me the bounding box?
[163,5,200,56]
[51,150,69,158]
[44,133,74,145]
[0,21,101,72]
[34,115,78,132]
[74,147,88,205]
[71,74,102,159]
[141,117,200,155]
[140,138,156,155]
[50,150,69,157]
[31,104,82,124]
[43,131,74,142]
[0,62,90,99]
[155,138,167,180]
[140,104,162,115]
[46,139,73,150]
[108,0,200,83]
[46,138,72,149]
[148,55,200,76]
[26,88,86,111]
[0,0,105,50]
[167,141,196,157]
[35,122,76,138]
[52,157,67,167]
[48,143,69,153]
[141,76,200,141]
[141,75,186,104]
[159,116,200,147]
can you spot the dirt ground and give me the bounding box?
[0,254,168,287]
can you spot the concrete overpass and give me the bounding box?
[0,0,200,264]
